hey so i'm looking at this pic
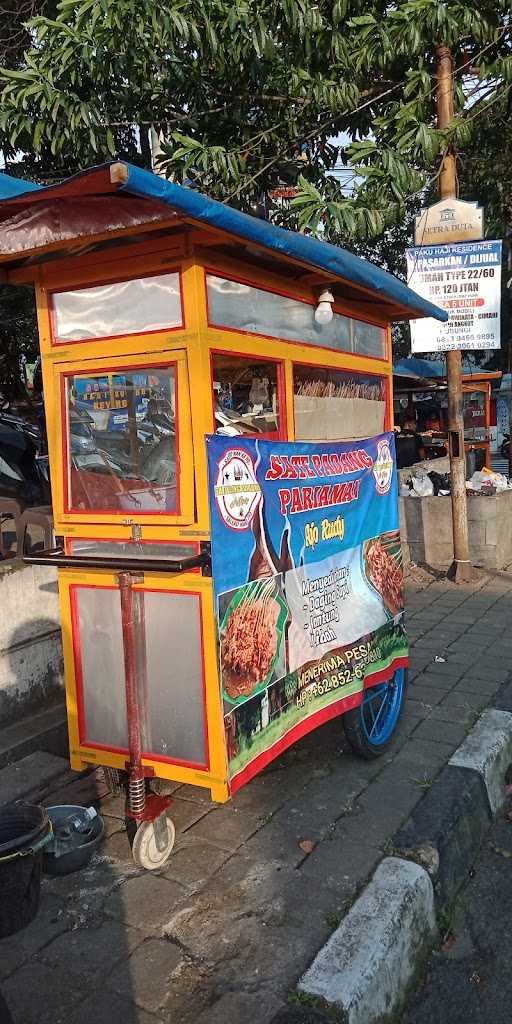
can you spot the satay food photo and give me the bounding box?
[362,533,404,617]
[220,578,287,702]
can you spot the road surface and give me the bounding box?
[401,801,512,1024]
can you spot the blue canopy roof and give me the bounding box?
[394,356,499,379]
[0,170,42,199]
[0,161,447,323]
[394,357,445,378]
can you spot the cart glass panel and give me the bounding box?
[51,271,182,343]
[65,364,179,513]
[206,274,386,358]
[212,352,282,436]
[73,585,207,766]
[293,365,386,440]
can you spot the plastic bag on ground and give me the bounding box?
[428,471,451,495]
[410,469,434,497]
[467,470,508,494]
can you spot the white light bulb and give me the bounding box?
[314,289,334,325]
[314,299,334,325]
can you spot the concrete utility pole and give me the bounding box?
[436,44,472,583]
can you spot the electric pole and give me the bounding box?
[436,44,472,583]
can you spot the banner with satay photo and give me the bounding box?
[207,432,408,791]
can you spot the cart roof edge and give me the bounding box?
[0,161,447,324]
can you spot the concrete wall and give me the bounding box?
[400,489,512,571]
[0,561,64,726]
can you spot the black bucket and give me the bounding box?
[0,803,52,939]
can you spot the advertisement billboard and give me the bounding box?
[406,240,502,353]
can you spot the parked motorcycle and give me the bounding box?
[70,399,177,488]
[0,419,50,506]
[500,433,510,460]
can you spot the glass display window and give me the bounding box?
[212,352,284,438]
[50,271,182,344]
[206,273,386,359]
[63,362,182,515]
[351,318,387,359]
[293,364,386,441]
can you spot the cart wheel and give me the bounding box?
[131,811,176,871]
[343,669,407,759]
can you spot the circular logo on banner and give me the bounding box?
[214,448,262,530]
[373,438,394,495]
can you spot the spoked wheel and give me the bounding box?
[131,811,176,871]
[343,668,407,759]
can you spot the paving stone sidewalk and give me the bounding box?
[2,569,512,1024]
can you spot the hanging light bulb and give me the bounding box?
[314,289,334,325]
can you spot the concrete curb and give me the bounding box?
[298,858,436,1024]
[449,708,512,815]
[296,696,512,1024]
[0,751,70,805]
[392,764,491,908]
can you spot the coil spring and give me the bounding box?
[129,776,146,816]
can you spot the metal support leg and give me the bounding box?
[117,570,175,870]
[118,570,146,817]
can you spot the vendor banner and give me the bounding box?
[206,432,408,791]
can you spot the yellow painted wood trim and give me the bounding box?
[204,326,391,376]
[40,249,185,293]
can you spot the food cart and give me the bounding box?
[0,163,446,868]
[393,358,501,470]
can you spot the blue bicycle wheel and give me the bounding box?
[343,668,407,759]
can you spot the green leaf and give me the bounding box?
[105,128,116,155]
[33,121,44,152]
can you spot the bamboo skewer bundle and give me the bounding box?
[234,578,277,632]
[295,376,384,401]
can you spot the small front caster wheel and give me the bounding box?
[131,811,176,871]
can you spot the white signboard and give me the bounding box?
[406,240,502,353]
[496,396,510,446]
[414,198,483,246]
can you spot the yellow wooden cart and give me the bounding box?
[0,162,446,868]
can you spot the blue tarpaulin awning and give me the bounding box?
[394,357,446,378]
[394,357,501,381]
[0,170,42,199]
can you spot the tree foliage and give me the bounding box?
[0,0,510,237]
[0,2,54,398]
[0,0,511,377]
[0,286,39,399]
